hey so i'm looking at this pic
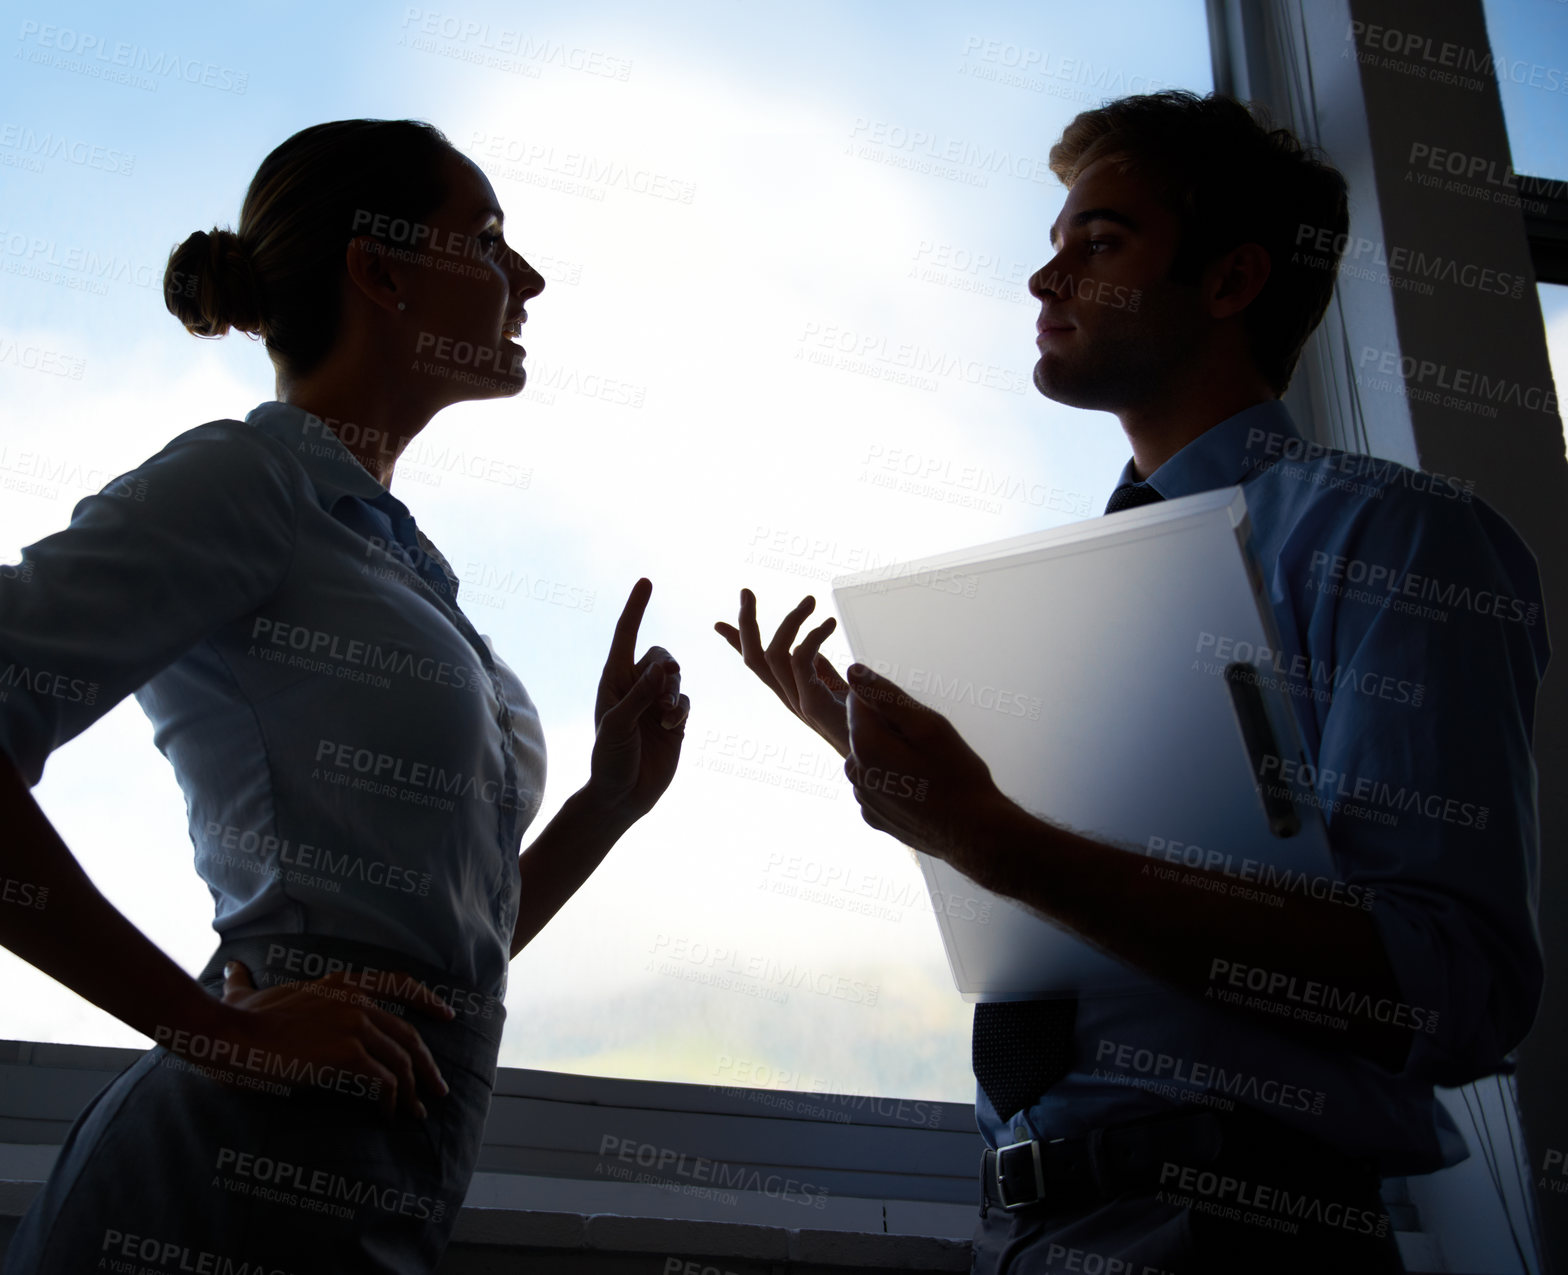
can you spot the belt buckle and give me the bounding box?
[994,1137,1049,1210]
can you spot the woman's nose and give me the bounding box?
[516,260,545,300]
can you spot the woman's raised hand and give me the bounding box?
[582,578,689,827]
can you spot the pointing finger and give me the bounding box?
[608,578,654,672]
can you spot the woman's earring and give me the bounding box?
[397,301,407,311]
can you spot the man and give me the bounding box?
[717,90,1548,1273]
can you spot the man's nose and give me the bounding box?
[1029,256,1065,300]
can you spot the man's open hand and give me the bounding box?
[715,589,852,757]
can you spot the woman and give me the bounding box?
[0,118,688,1273]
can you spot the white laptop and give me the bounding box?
[832,486,1340,1000]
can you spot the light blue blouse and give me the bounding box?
[0,400,548,1001]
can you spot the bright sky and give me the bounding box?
[0,0,1562,1103]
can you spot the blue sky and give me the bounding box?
[1484,0,1568,372]
[1484,0,1568,174]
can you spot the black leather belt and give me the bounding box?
[979,1103,1379,1215]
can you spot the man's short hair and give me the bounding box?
[1049,89,1349,395]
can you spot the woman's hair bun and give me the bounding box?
[164,227,264,339]
[164,120,453,376]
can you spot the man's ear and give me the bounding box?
[1204,241,1272,320]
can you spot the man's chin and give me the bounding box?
[1032,356,1079,403]
[1032,356,1117,411]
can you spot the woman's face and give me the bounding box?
[382,148,546,401]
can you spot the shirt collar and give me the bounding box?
[244,400,465,600]
[1115,398,1303,499]
[243,399,401,514]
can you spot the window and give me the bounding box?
[1479,2,1567,451]
[1481,0,1568,285]
[0,1,1211,1103]
[1541,283,1568,435]
[1480,0,1568,178]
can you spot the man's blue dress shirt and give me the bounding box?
[976,398,1549,1176]
[0,401,548,1001]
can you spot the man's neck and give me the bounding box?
[1118,382,1277,482]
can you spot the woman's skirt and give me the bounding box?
[3,932,506,1275]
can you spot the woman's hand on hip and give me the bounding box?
[197,961,456,1122]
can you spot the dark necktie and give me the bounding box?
[1103,479,1164,515]
[970,476,1165,1122]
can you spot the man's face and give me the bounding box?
[1029,156,1206,413]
